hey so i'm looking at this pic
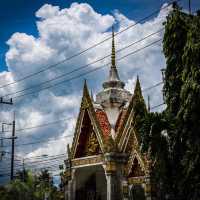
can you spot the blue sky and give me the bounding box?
[1,0,200,72]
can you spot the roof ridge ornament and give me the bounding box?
[134,75,143,98]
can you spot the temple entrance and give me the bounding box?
[130,185,145,200]
[75,165,107,200]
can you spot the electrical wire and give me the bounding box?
[4,134,73,148]
[151,102,165,110]
[2,116,75,134]
[1,81,163,136]
[3,29,164,98]
[0,0,177,90]
[12,38,162,100]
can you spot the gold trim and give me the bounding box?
[128,176,145,185]
[71,155,103,167]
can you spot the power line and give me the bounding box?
[0,162,64,176]
[151,103,165,110]
[1,151,65,160]
[142,81,163,92]
[12,39,162,100]
[1,154,66,169]
[3,29,164,98]
[2,116,75,134]
[0,154,66,172]
[4,134,73,148]
[1,81,163,136]
[0,0,176,90]
[1,157,65,171]
[3,101,165,148]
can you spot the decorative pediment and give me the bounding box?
[70,81,108,159]
[128,157,145,177]
[74,110,102,158]
[125,147,151,177]
[116,76,147,153]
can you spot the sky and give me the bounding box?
[0,0,200,184]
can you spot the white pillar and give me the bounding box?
[106,172,117,200]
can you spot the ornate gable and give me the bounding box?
[116,76,147,153]
[128,157,145,177]
[74,110,102,158]
[71,81,109,159]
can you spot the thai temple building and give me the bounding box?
[63,29,155,200]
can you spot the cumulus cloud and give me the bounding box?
[0,2,170,180]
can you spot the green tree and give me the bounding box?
[0,169,63,200]
[162,5,200,199]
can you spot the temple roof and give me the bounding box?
[96,27,132,128]
[115,109,127,133]
[95,109,111,138]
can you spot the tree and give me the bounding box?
[0,169,63,200]
[162,5,200,199]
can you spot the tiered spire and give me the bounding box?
[111,26,116,69]
[103,27,125,89]
[109,26,120,82]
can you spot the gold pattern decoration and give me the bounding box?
[105,161,117,173]
[104,136,118,153]
[72,155,103,167]
[128,177,145,185]
[125,149,148,177]
[81,97,89,109]
[85,131,100,156]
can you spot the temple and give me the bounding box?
[63,28,155,200]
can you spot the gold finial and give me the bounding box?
[134,75,142,97]
[111,26,116,67]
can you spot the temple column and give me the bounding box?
[122,178,129,200]
[105,152,128,200]
[105,153,119,200]
[144,174,157,200]
[144,175,152,200]
[64,157,76,200]
[70,169,76,200]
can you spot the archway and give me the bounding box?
[130,185,145,200]
[74,165,107,200]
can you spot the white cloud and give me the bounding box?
[0,2,170,175]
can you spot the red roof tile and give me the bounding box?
[95,109,111,138]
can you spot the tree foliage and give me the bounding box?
[162,5,200,199]
[138,5,200,199]
[0,170,64,200]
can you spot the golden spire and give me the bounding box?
[134,75,142,97]
[111,26,116,67]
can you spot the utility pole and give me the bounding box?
[10,113,15,181]
[0,95,15,180]
[0,125,4,160]
[0,98,13,161]
[189,0,191,14]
